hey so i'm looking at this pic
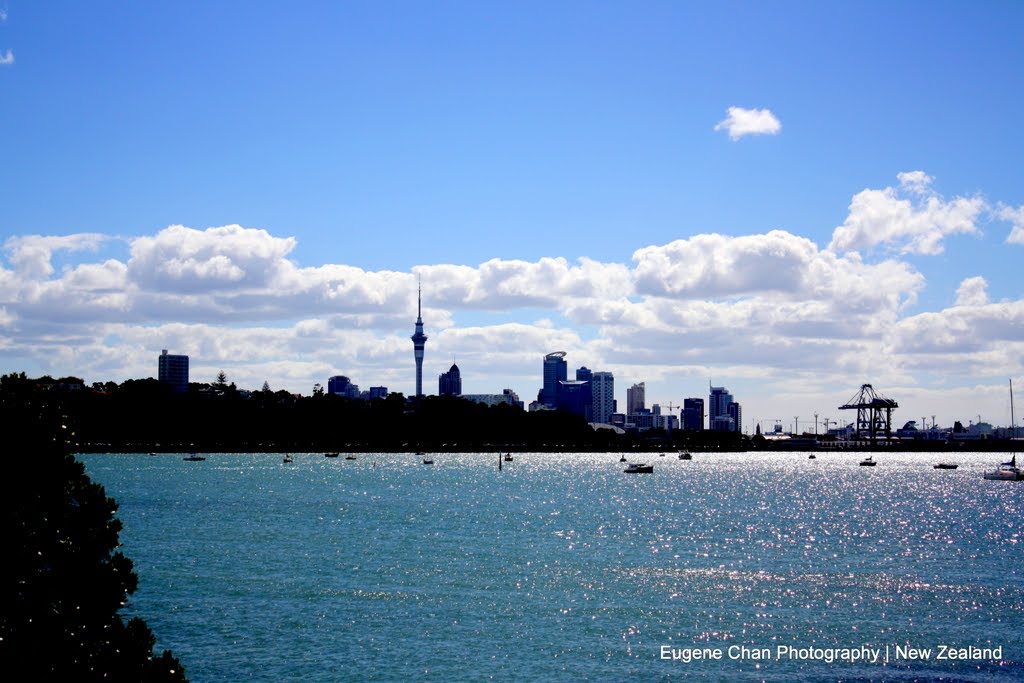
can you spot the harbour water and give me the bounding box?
[80,451,1024,682]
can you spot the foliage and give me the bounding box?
[0,398,187,681]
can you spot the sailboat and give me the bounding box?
[984,379,1022,481]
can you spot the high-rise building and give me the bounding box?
[591,371,615,424]
[410,282,428,397]
[710,385,736,432]
[557,380,591,420]
[682,398,705,431]
[328,375,360,398]
[626,382,645,416]
[538,352,567,407]
[158,349,189,393]
[438,363,462,396]
[368,386,389,399]
[728,401,743,434]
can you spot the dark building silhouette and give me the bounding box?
[538,351,567,407]
[683,398,705,431]
[438,364,462,396]
[157,349,188,393]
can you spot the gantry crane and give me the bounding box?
[838,384,898,442]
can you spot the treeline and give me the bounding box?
[0,372,747,453]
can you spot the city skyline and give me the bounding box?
[1,3,1023,429]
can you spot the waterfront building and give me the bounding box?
[438,363,462,396]
[538,352,567,408]
[411,283,428,397]
[626,382,645,416]
[368,386,388,399]
[591,371,615,424]
[682,398,704,431]
[158,349,189,393]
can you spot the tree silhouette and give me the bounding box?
[0,406,187,681]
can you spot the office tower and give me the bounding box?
[626,382,645,416]
[591,371,615,424]
[368,386,389,399]
[710,385,736,432]
[539,351,567,407]
[157,349,189,393]
[410,283,428,397]
[682,398,705,431]
[438,363,462,396]
[728,401,743,434]
[328,375,360,398]
[557,380,591,420]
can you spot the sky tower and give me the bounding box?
[411,281,428,397]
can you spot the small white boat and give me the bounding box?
[859,456,876,467]
[983,455,1021,481]
[283,454,294,463]
[624,462,653,473]
[345,454,357,460]
[984,381,1021,481]
[183,453,206,461]
[678,450,692,460]
[422,457,434,465]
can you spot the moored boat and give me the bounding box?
[983,380,1021,481]
[624,462,653,473]
[933,462,958,470]
[183,453,205,461]
[859,456,876,467]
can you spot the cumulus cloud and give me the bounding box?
[997,203,1024,245]
[127,224,297,293]
[713,106,782,140]
[0,50,12,66]
[954,276,988,307]
[632,230,923,312]
[3,233,109,278]
[828,171,985,255]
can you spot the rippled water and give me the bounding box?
[81,451,1024,681]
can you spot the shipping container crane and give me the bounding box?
[838,384,898,442]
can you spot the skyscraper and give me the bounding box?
[539,352,567,407]
[591,371,615,424]
[158,349,189,393]
[710,385,736,432]
[626,382,645,416]
[411,283,428,397]
[438,363,462,396]
[682,397,705,431]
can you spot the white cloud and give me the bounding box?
[713,106,782,141]
[127,224,296,293]
[828,171,985,255]
[997,203,1024,245]
[0,50,13,66]
[3,233,108,278]
[954,276,988,307]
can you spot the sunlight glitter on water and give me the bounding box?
[83,451,1024,682]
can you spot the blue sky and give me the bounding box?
[2,2,1024,430]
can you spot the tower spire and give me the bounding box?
[411,277,428,397]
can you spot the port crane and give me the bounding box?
[838,384,898,443]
